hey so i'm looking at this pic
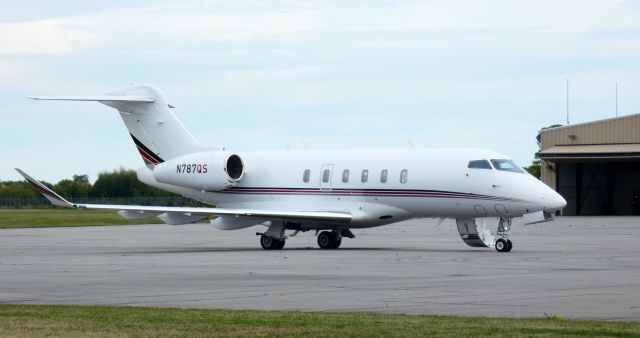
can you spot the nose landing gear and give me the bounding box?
[495,217,513,252]
[495,238,512,252]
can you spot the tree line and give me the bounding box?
[0,169,176,198]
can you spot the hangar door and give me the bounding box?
[556,161,640,215]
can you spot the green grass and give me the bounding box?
[0,209,162,228]
[0,304,638,337]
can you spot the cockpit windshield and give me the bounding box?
[467,160,492,169]
[490,159,524,173]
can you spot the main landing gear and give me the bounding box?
[317,231,342,249]
[258,224,355,250]
[258,221,287,250]
[260,235,286,250]
[495,217,513,253]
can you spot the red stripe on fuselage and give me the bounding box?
[219,188,513,201]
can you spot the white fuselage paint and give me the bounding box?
[139,148,566,229]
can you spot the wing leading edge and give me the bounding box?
[15,169,352,225]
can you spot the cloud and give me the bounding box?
[3,0,640,182]
[0,18,96,55]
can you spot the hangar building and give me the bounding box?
[539,113,640,215]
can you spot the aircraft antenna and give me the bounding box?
[566,78,570,124]
[616,81,618,117]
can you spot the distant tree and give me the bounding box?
[525,124,563,179]
[1,169,180,203]
[72,174,89,183]
[0,181,41,198]
[54,177,91,198]
[91,168,175,198]
[524,160,541,178]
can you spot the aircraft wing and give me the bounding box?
[15,169,352,225]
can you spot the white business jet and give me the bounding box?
[18,85,566,252]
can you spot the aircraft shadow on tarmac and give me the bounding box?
[104,247,506,255]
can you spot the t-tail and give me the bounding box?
[29,84,220,167]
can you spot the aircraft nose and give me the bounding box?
[542,190,566,211]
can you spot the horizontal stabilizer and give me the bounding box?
[27,95,155,103]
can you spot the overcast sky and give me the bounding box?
[2,0,640,183]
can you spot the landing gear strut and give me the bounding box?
[317,231,342,249]
[495,217,513,253]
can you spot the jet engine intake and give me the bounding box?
[153,152,244,191]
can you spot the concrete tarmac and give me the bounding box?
[1,216,639,320]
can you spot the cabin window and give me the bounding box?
[380,169,388,183]
[342,169,350,183]
[322,169,331,183]
[468,160,492,169]
[490,159,525,173]
[303,169,310,183]
[361,169,369,183]
[400,169,408,183]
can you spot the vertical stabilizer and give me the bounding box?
[103,85,216,166]
[30,85,220,167]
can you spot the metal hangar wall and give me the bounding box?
[539,113,640,215]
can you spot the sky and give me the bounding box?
[2,0,640,183]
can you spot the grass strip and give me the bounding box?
[0,209,161,228]
[0,304,639,337]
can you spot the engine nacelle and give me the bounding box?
[153,152,244,191]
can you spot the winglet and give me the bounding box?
[15,168,74,208]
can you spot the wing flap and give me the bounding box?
[117,210,163,220]
[158,212,209,225]
[16,169,352,224]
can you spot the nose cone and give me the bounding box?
[541,189,567,211]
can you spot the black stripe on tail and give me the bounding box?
[130,133,164,164]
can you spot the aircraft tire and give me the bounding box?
[329,236,342,249]
[317,231,332,249]
[276,239,286,250]
[260,235,280,250]
[495,238,508,252]
[505,239,513,252]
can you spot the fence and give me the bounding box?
[0,196,207,209]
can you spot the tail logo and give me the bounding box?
[130,134,164,166]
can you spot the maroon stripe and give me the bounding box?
[28,182,65,202]
[137,146,157,163]
[221,188,513,201]
[137,146,159,164]
[225,188,478,196]
[130,134,164,163]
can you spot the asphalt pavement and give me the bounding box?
[1,216,639,320]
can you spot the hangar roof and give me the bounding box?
[540,113,640,151]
